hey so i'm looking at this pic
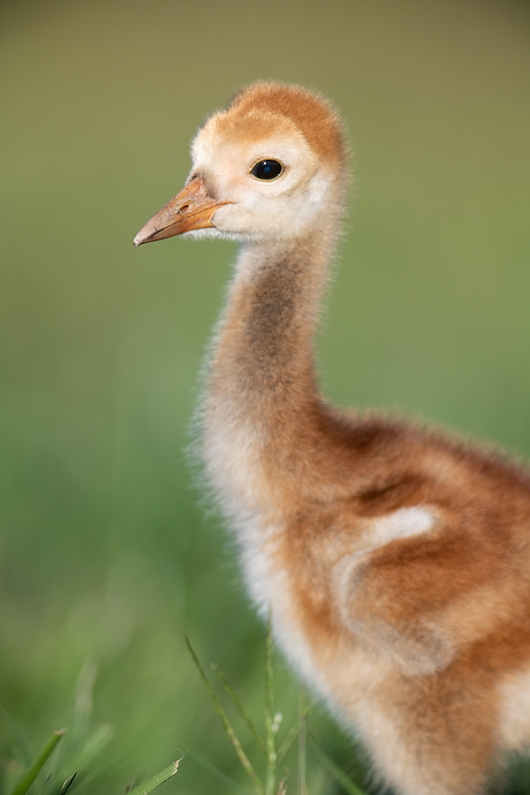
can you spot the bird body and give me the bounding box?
[134,82,530,795]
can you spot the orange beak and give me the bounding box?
[133,176,230,246]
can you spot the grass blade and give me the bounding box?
[67,723,115,771]
[276,777,287,795]
[185,636,264,795]
[309,737,366,795]
[125,759,181,795]
[297,692,307,795]
[10,729,67,795]
[0,701,35,769]
[277,691,310,764]
[264,619,276,795]
[276,716,302,764]
[58,772,77,795]
[211,663,267,757]
[187,747,250,794]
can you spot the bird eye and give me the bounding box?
[250,160,283,180]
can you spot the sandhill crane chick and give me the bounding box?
[135,82,530,795]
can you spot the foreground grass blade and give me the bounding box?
[277,690,310,764]
[187,747,250,794]
[276,715,303,764]
[0,701,35,769]
[185,636,264,795]
[309,737,366,795]
[59,772,77,795]
[125,759,181,795]
[67,723,115,772]
[297,692,307,795]
[212,664,267,757]
[10,728,67,795]
[264,620,276,795]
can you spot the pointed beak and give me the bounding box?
[133,176,230,246]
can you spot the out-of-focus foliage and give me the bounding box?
[0,0,529,793]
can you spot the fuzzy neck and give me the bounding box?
[202,219,348,513]
[217,233,326,396]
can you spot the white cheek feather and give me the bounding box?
[307,172,331,204]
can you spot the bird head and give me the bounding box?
[134,82,348,247]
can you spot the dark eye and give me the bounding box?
[250,160,283,180]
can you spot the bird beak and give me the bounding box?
[133,176,230,246]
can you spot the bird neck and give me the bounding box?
[223,233,327,386]
[202,218,345,513]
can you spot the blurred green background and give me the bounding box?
[1,0,530,792]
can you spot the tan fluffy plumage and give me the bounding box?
[134,82,530,795]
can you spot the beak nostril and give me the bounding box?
[133,174,229,245]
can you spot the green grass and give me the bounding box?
[1,632,365,795]
[186,626,368,795]
[0,666,180,795]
